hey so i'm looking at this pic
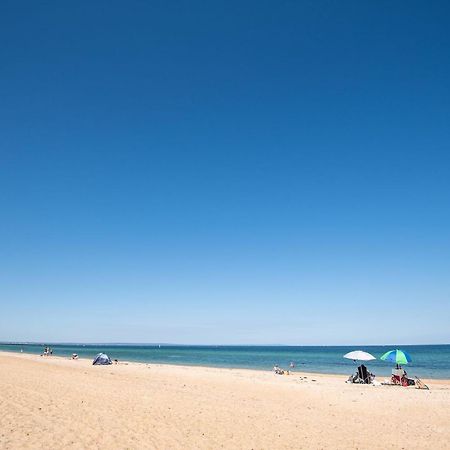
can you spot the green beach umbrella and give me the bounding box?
[380,349,412,365]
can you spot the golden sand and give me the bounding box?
[1,351,449,449]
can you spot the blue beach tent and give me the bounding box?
[92,353,112,365]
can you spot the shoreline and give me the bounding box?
[0,349,349,379]
[1,348,450,382]
[2,349,450,386]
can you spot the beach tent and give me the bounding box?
[92,353,112,365]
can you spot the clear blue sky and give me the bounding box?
[1,1,449,345]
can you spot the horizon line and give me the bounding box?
[1,341,449,347]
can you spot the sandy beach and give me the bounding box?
[1,351,449,449]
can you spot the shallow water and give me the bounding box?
[1,343,449,379]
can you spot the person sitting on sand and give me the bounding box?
[392,365,414,386]
[273,365,285,375]
[392,365,405,384]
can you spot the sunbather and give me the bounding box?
[348,364,375,384]
[272,364,285,375]
[391,365,416,386]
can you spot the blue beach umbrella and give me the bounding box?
[380,349,412,365]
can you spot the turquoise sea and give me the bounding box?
[1,343,449,379]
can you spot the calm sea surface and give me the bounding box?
[1,343,449,379]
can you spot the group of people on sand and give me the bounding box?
[348,363,422,387]
[41,346,53,356]
[274,360,424,388]
[273,361,296,375]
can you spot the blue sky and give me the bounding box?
[1,1,449,344]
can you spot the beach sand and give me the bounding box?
[1,352,449,449]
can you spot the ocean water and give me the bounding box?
[1,343,449,379]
